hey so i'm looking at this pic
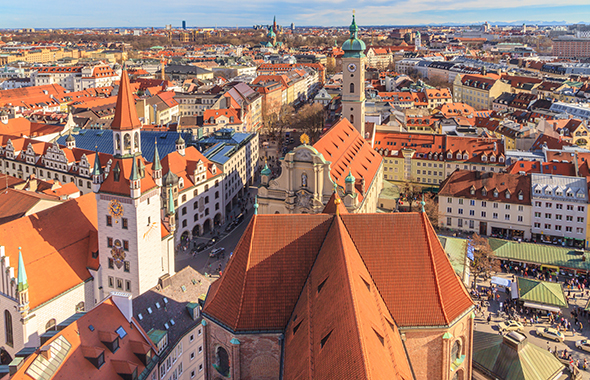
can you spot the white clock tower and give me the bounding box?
[94,71,172,301]
[341,13,366,138]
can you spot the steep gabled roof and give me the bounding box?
[0,193,98,309]
[111,70,141,131]
[283,216,414,380]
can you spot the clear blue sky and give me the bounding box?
[2,0,590,29]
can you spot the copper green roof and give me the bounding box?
[516,277,566,307]
[17,249,28,292]
[152,142,162,171]
[489,238,590,272]
[129,156,140,181]
[147,329,167,345]
[439,236,467,279]
[345,170,355,183]
[342,14,366,58]
[261,163,271,176]
[473,331,564,380]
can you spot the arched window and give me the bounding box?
[4,311,12,348]
[115,134,121,151]
[46,318,56,332]
[451,340,461,361]
[214,346,230,377]
[76,302,85,313]
[124,134,131,150]
[134,132,140,152]
[350,114,354,124]
[350,83,355,94]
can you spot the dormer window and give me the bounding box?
[456,153,462,159]
[518,191,523,201]
[505,190,510,199]
[490,156,496,162]
[463,154,468,160]
[470,186,475,195]
[493,190,499,197]
[482,188,487,196]
[481,155,487,162]
[447,153,452,159]
[99,331,119,353]
[499,156,505,163]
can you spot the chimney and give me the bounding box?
[39,345,52,360]
[110,291,133,322]
[494,141,497,152]
[574,151,580,177]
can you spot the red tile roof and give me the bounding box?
[204,212,472,331]
[0,193,98,309]
[111,70,141,131]
[439,170,531,205]
[12,297,156,380]
[314,118,383,203]
[99,156,157,197]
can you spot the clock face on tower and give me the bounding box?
[347,63,357,73]
[108,199,124,218]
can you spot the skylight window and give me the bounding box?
[147,307,153,314]
[156,302,161,309]
[163,298,168,304]
[170,319,175,326]
[116,326,127,339]
[88,325,95,332]
[138,313,143,320]
[164,323,169,330]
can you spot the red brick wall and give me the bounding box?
[204,318,282,380]
[402,312,473,380]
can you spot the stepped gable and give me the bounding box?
[203,214,334,331]
[0,193,98,309]
[339,212,473,327]
[111,70,142,131]
[283,216,414,380]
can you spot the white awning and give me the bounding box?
[523,302,562,313]
[491,276,511,288]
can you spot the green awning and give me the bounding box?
[489,238,590,272]
[516,277,567,307]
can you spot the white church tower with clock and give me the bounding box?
[93,70,173,300]
[341,13,366,138]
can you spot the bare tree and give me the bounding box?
[423,192,439,229]
[399,179,422,212]
[469,233,500,289]
[293,103,324,143]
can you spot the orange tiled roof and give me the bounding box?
[12,298,156,380]
[99,156,157,197]
[111,70,141,131]
[203,212,472,331]
[0,193,98,309]
[314,118,382,203]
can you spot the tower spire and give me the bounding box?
[112,70,141,131]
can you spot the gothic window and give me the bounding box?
[4,311,12,347]
[116,134,121,151]
[45,318,56,332]
[124,134,131,150]
[302,173,308,188]
[214,346,230,377]
[451,340,461,361]
[350,83,355,94]
[134,132,139,152]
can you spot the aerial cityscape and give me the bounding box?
[1,5,590,380]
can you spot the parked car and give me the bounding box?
[575,340,590,352]
[210,247,225,258]
[498,320,524,333]
[536,327,564,342]
[225,223,235,232]
[196,243,207,252]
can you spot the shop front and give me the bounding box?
[491,227,524,240]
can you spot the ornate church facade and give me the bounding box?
[257,15,382,215]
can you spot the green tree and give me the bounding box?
[469,234,499,289]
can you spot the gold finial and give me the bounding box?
[300,133,310,145]
[334,194,342,216]
[353,9,355,15]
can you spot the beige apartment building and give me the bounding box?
[453,74,511,110]
[439,171,532,239]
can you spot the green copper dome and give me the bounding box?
[345,170,355,183]
[342,15,366,58]
[261,162,271,176]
